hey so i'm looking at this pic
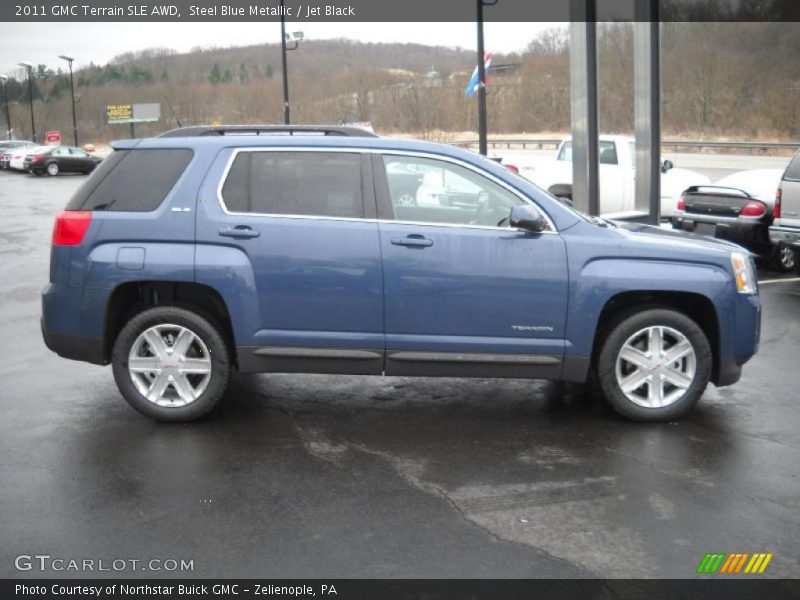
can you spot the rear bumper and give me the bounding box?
[672,214,770,250]
[41,319,106,365]
[769,225,800,248]
[41,282,108,365]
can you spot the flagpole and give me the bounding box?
[476,0,487,156]
[476,0,497,156]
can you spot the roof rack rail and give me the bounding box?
[158,124,379,138]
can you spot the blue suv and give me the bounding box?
[41,125,761,422]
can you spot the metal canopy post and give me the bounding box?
[634,0,661,223]
[569,0,599,216]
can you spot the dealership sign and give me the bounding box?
[44,131,61,146]
[105,103,161,124]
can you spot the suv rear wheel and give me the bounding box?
[112,306,231,422]
[770,244,795,272]
[596,308,711,421]
[795,248,800,276]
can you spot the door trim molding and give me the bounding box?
[387,351,561,365]
[253,347,382,360]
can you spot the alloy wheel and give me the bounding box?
[614,325,697,408]
[128,324,212,407]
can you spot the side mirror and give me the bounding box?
[510,204,547,233]
[661,159,674,174]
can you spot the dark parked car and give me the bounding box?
[41,125,761,423]
[25,146,102,176]
[0,141,36,170]
[671,169,791,271]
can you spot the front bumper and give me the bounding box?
[714,291,761,387]
[769,225,800,248]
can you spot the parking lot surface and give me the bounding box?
[1,171,798,578]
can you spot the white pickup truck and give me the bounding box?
[503,135,710,219]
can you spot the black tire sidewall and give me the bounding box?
[794,248,800,276]
[112,306,231,422]
[597,308,712,421]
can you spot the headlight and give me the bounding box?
[731,252,756,294]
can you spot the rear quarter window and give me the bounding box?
[66,148,193,211]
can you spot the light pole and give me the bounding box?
[475,0,497,156]
[18,62,35,142]
[279,0,303,125]
[0,76,10,140]
[59,55,78,146]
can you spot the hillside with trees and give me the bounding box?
[2,22,799,143]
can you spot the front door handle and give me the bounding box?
[391,235,433,248]
[219,225,260,239]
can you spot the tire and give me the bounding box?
[769,244,795,273]
[794,248,800,276]
[596,308,712,421]
[46,162,59,176]
[112,306,231,422]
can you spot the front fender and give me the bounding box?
[567,258,736,359]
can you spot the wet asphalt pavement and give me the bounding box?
[0,170,798,579]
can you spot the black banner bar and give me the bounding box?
[3,0,800,22]
[4,579,800,600]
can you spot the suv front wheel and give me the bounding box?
[112,306,231,422]
[596,308,712,421]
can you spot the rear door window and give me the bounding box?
[66,149,193,211]
[220,151,364,218]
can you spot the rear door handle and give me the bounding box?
[219,225,260,239]
[391,235,433,248]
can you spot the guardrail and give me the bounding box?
[450,138,800,155]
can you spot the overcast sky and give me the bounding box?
[0,22,561,76]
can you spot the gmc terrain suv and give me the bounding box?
[41,125,762,422]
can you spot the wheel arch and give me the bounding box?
[591,290,721,385]
[104,281,237,367]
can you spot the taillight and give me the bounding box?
[774,187,782,218]
[32,155,42,162]
[677,195,687,211]
[52,211,92,246]
[740,200,767,217]
[504,164,520,174]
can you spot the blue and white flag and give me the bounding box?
[465,51,494,98]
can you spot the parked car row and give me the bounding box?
[0,140,38,170]
[671,162,799,273]
[0,141,102,175]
